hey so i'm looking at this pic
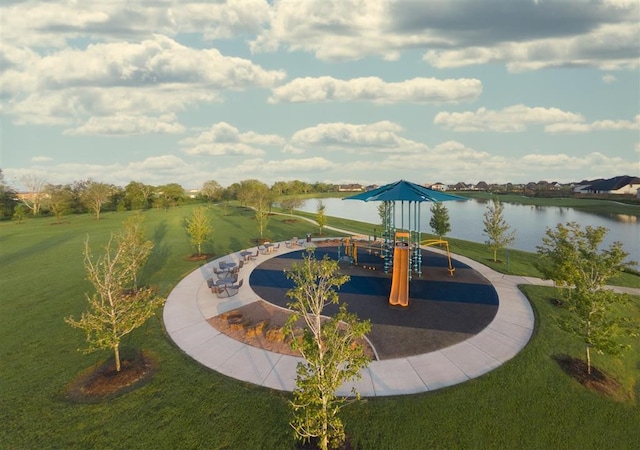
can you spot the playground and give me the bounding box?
[249,240,499,359]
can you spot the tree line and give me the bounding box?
[0,169,336,221]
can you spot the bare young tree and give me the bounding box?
[316,200,326,235]
[66,225,162,372]
[483,197,515,262]
[19,174,47,216]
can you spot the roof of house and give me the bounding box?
[586,175,640,191]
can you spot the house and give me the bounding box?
[575,175,640,195]
[424,182,447,191]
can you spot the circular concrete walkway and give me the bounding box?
[163,239,536,397]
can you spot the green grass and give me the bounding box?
[1,205,638,449]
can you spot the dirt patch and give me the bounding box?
[64,348,157,403]
[553,354,628,402]
[185,253,215,262]
[208,300,375,360]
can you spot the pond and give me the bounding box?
[297,197,639,262]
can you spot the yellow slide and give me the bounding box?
[389,245,409,308]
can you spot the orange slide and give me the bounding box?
[388,245,409,307]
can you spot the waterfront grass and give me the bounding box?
[1,206,638,448]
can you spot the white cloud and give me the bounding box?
[423,22,640,72]
[545,115,640,133]
[1,35,285,132]
[602,74,617,84]
[180,122,284,156]
[289,121,426,154]
[434,105,584,132]
[30,156,53,163]
[63,114,185,136]
[269,76,482,104]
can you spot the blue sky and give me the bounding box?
[1,0,639,191]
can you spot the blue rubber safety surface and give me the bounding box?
[249,247,499,359]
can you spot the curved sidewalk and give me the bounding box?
[163,240,536,397]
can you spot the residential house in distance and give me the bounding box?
[573,175,640,195]
[338,184,364,192]
[425,182,447,191]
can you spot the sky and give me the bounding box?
[1,0,639,191]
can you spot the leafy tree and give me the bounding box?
[44,184,74,222]
[155,183,185,210]
[200,180,223,203]
[66,226,162,372]
[284,250,371,450]
[12,204,28,223]
[482,197,515,262]
[316,200,326,235]
[0,168,18,219]
[124,181,154,210]
[185,206,213,256]
[429,202,451,239]
[537,222,638,374]
[81,181,113,220]
[279,196,304,216]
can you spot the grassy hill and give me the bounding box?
[1,204,638,449]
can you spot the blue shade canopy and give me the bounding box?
[343,180,467,203]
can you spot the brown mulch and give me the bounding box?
[64,349,157,403]
[185,253,215,261]
[553,354,628,401]
[208,300,375,360]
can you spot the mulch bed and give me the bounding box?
[64,348,157,403]
[553,354,627,401]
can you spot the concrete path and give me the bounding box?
[164,239,571,397]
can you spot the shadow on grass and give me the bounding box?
[0,232,76,266]
[141,221,170,284]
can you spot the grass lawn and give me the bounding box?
[1,205,638,449]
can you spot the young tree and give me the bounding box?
[284,250,371,450]
[482,197,515,262]
[12,204,28,223]
[66,227,162,372]
[255,205,270,240]
[316,200,326,236]
[81,181,113,220]
[537,222,638,374]
[429,202,451,239]
[185,206,213,256]
[116,213,154,290]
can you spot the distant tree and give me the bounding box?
[429,202,451,239]
[279,196,304,216]
[284,250,371,450]
[537,222,638,374]
[483,197,515,262]
[200,180,223,203]
[0,169,18,219]
[44,183,74,222]
[255,206,270,240]
[19,174,47,216]
[124,181,154,210]
[316,200,326,235]
[185,206,213,256]
[81,181,113,220]
[155,183,184,210]
[66,229,163,372]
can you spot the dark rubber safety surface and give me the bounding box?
[249,246,498,359]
